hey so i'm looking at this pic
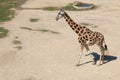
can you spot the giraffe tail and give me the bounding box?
[104,40,109,55]
[104,44,108,51]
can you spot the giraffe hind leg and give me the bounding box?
[83,43,95,65]
[98,44,105,65]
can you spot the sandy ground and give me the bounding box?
[0,0,120,80]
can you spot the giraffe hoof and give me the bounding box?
[76,64,81,66]
[97,62,102,66]
[97,64,101,66]
[92,62,96,65]
[97,61,103,66]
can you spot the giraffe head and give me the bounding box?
[56,9,65,21]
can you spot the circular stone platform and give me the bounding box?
[73,1,94,9]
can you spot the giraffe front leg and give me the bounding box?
[76,45,84,66]
[98,54,104,66]
[88,51,95,65]
[76,53,82,66]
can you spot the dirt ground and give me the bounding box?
[0,0,120,80]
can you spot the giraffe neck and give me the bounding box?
[64,12,81,34]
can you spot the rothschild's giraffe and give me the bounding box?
[56,9,108,66]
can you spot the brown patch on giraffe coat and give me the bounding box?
[71,21,74,24]
[76,30,79,34]
[86,28,89,31]
[86,38,88,41]
[78,37,82,43]
[78,33,81,36]
[90,39,93,41]
[81,30,84,33]
[85,35,88,39]
[66,19,68,22]
[69,19,72,22]
[83,32,87,35]
[71,27,75,30]
[68,21,70,24]
[90,35,94,39]
[89,34,91,37]
[87,31,90,34]
[75,24,78,27]
[82,36,85,39]
[72,22,75,25]
[74,25,77,28]
[83,26,86,29]
[77,27,80,30]
[79,40,81,43]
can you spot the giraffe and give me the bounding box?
[56,9,109,66]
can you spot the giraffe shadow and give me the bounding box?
[77,52,117,66]
[91,52,117,65]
